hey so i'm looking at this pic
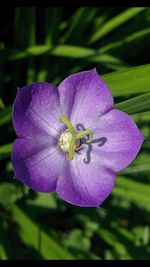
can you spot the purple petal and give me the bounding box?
[58,69,114,128]
[12,136,67,192]
[92,109,144,172]
[56,148,115,207]
[13,82,63,138]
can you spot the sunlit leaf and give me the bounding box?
[103,64,150,97]
[115,92,150,114]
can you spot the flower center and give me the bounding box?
[58,129,73,152]
[58,115,93,161]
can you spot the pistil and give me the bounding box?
[59,115,93,160]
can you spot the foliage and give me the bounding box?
[0,7,150,259]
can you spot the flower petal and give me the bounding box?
[12,137,66,192]
[92,109,144,172]
[13,82,63,138]
[56,149,115,207]
[58,69,114,128]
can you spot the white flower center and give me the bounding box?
[58,129,72,152]
[58,115,93,160]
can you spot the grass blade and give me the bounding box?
[0,143,12,155]
[89,8,146,43]
[115,92,150,115]
[5,44,128,70]
[0,220,9,260]
[44,8,62,46]
[114,176,150,209]
[0,106,11,126]
[37,8,62,82]
[100,28,150,54]
[12,204,75,259]
[61,8,97,44]
[103,64,150,97]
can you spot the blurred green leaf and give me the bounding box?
[12,204,75,259]
[0,106,11,127]
[61,8,97,43]
[114,176,150,209]
[37,8,62,82]
[0,220,9,260]
[0,143,12,155]
[6,56,150,98]
[0,99,5,109]
[0,243,8,260]
[64,229,91,252]
[27,192,57,209]
[98,226,130,259]
[5,44,127,70]
[44,8,62,46]
[0,183,23,205]
[132,226,150,246]
[26,8,36,84]
[117,176,150,198]
[100,28,150,54]
[89,8,146,43]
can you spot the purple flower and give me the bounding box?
[12,69,144,207]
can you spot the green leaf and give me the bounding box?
[12,204,75,259]
[36,8,62,82]
[44,8,62,46]
[51,46,127,69]
[61,8,97,43]
[121,164,150,174]
[103,64,150,97]
[114,176,150,209]
[0,220,9,260]
[5,44,127,70]
[100,28,150,54]
[89,8,146,43]
[0,243,8,260]
[117,176,150,198]
[97,227,131,258]
[115,92,150,114]
[26,192,57,209]
[0,106,11,126]
[64,229,91,252]
[0,183,23,205]
[0,98,5,109]
[26,8,36,84]
[0,143,12,155]
[5,47,150,96]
